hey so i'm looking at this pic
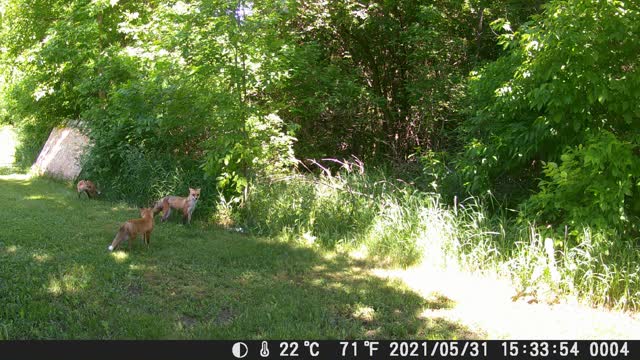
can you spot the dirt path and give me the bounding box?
[373,263,640,339]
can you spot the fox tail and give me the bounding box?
[108,225,127,251]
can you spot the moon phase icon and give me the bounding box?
[232,342,248,358]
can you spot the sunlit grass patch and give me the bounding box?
[0,173,31,181]
[110,251,129,262]
[46,265,91,296]
[110,204,132,211]
[352,304,376,323]
[24,195,56,200]
[32,251,51,263]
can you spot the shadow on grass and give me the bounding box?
[0,175,481,339]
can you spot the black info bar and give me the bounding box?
[0,340,636,359]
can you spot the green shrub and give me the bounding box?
[526,132,640,231]
[459,0,640,228]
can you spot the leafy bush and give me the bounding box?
[204,113,298,198]
[459,0,640,231]
[526,132,640,230]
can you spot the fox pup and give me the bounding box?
[153,188,201,224]
[108,208,154,252]
[77,179,100,199]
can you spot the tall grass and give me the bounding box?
[240,164,429,266]
[237,160,640,310]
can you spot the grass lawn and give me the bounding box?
[0,173,474,339]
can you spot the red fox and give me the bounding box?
[108,208,154,252]
[77,179,100,199]
[153,188,201,224]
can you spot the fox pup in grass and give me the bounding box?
[77,179,100,199]
[108,208,154,252]
[153,188,200,224]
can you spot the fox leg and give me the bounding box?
[129,234,137,251]
[162,207,172,222]
[182,205,192,225]
[161,201,172,222]
[145,231,151,246]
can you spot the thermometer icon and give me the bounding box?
[260,341,270,357]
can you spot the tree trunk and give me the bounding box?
[475,5,484,60]
[97,11,107,103]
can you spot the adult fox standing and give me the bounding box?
[108,208,154,252]
[77,179,100,199]
[153,188,201,224]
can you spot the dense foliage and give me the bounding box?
[2,0,639,308]
[461,0,640,234]
[0,0,541,199]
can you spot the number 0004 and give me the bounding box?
[589,342,629,357]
